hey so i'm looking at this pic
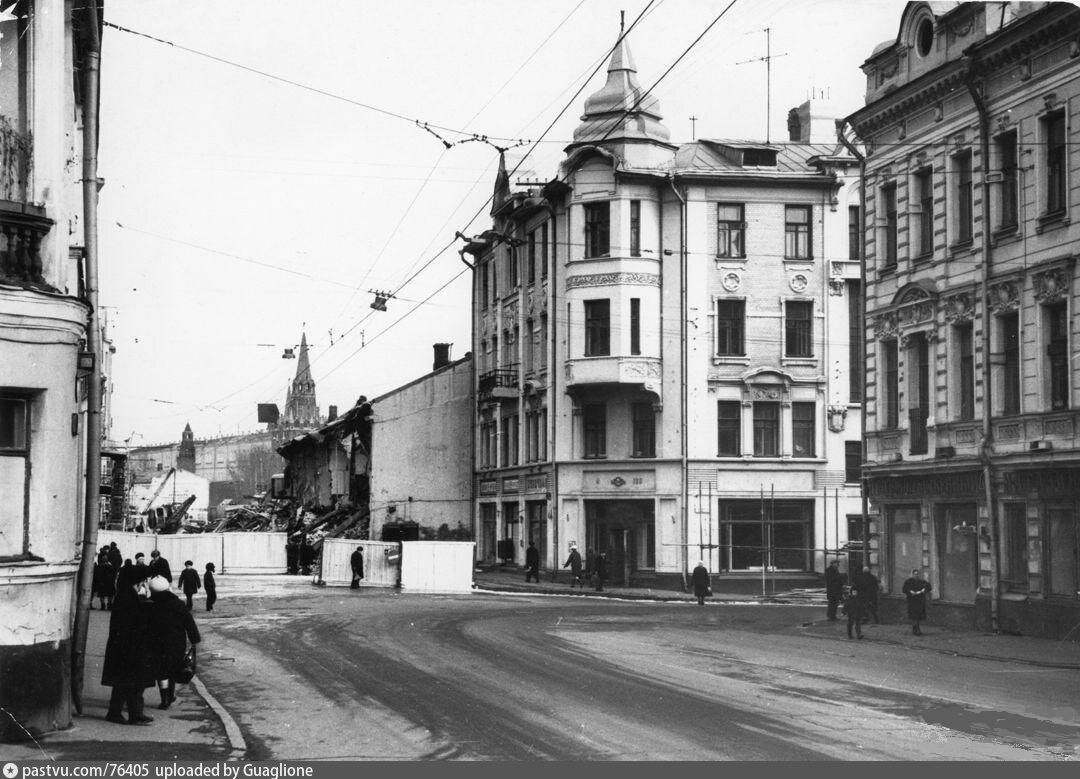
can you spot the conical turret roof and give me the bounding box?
[570,31,671,148]
[294,332,313,385]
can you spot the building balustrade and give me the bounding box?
[0,201,54,289]
[478,367,519,402]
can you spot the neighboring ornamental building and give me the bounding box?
[0,1,101,741]
[844,2,1080,637]
[463,31,863,591]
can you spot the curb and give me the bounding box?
[797,621,1080,670]
[473,583,816,607]
[191,675,247,758]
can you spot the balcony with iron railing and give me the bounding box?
[478,367,519,403]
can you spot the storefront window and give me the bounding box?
[887,505,922,593]
[719,500,811,572]
[934,504,978,603]
[1047,507,1078,598]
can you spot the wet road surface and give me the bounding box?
[196,586,1080,760]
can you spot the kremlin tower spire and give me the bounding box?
[281,332,320,429]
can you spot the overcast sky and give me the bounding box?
[100,0,905,446]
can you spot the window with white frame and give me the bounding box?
[784,205,811,260]
[717,204,745,258]
[1045,301,1069,411]
[0,396,30,558]
[716,299,745,356]
[1044,111,1067,216]
[953,149,973,245]
[913,167,934,258]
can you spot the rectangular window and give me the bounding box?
[584,202,610,258]
[491,261,498,304]
[500,417,511,467]
[527,230,537,284]
[1001,312,1021,415]
[915,168,934,257]
[848,280,862,402]
[629,200,641,257]
[523,319,533,372]
[0,396,28,559]
[1047,301,1069,411]
[1046,112,1066,215]
[480,263,489,309]
[909,334,930,455]
[717,204,745,259]
[583,403,606,459]
[1004,503,1028,592]
[955,150,973,244]
[791,402,815,458]
[509,414,519,466]
[845,441,861,483]
[716,299,745,356]
[541,222,549,279]
[848,205,859,261]
[957,323,975,420]
[584,299,610,356]
[539,314,548,369]
[997,131,1018,229]
[719,500,811,572]
[507,248,518,288]
[753,402,780,457]
[784,300,813,358]
[784,205,811,260]
[717,401,741,456]
[1047,507,1078,597]
[882,183,898,268]
[630,298,641,356]
[631,402,655,458]
[883,339,899,429]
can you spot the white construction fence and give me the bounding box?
[95,530,287,574]
[320,539,475,593]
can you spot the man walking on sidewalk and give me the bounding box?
[593,551,608,592]
[563,543,583,588]
[178,561,201,610]
[525,541,540,583]
[350,546,365,590]
[825,560,846,621]
[854,566,880,625]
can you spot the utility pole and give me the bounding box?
[735,28,789,143]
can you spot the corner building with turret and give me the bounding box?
[464,31,864,591]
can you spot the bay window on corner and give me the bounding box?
[584,299,610,356]
[584,201,610,258]
[629,200,641,257]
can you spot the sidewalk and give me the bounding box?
[475,566,1080,669]
[1,609,237,762]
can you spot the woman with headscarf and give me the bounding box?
[147,576,201,709]
[902,568,932,636]
[101,568,155,725]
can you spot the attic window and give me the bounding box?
[916,18,934,57]
[742,149,777,167]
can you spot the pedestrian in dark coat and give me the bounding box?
[178,561,201,609]
[203,563,217,612]
[101,572,155,725]
[902,568,931,635]
[148,576,201,710]
[691,561,711,605]
[593,551,608,592]
[108,542,123,572]
[844,585,864,639]
[350,547,364,589]
[563,544,583,588]
[524,541,540,583]
[148,550,172,583]
[854,566,880,625]
[133,552,150,584]
[93,553,117,610]
[824,560,846,621]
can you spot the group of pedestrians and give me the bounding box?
[561,542,609,591]
[94,546,218,612]
[101,568,202,725]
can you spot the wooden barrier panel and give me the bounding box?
[400,541,475,594]
[320,539,399,588]
[223,532,287,574]
[90,531,285,575]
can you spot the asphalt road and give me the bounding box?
[196,585,1080,760]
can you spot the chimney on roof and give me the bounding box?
[787,98,838,144]
[327,405,338,422]
[433,343,452,370]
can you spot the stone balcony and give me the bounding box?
[565,356,662,398]
[0,201,55,291]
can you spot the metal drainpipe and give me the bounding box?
[966,69,1000,634]
[669,174,689,591]
[544,200,559,580]
[459,247,478,564]
[71,0,102,716]
[836,122,871,579]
